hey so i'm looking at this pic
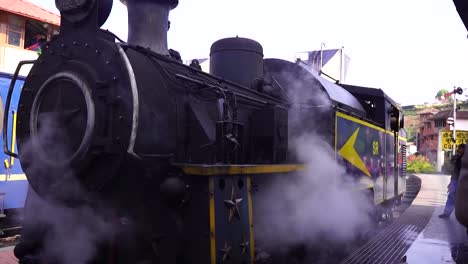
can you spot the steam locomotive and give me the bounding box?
[5,0,406,263]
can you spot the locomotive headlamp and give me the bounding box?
[456,87,464,95]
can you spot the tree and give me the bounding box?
[406,126,417,142]
[435,89,449,99]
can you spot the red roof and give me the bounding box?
[0,0,60,26]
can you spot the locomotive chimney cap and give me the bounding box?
[120,0,179,9]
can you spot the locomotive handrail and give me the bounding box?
[3,60,36,158]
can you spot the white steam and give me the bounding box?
[254,66,373,251]
[17,113,117,264]
[255,133,372,248]
[26,194,115,264]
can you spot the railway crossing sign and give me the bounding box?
[441,130,468,150]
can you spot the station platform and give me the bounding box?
[0,246,17,264]
[342,174,468,264]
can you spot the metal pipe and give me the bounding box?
[340,46,344,83]
[453,87,457,155]
[320,42,325,75]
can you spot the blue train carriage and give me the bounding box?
[338,84,407,211]
[0,72,28,232]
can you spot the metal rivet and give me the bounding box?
[73,41,78,46]
[85,43,89,47]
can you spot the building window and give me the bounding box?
[426,122,431,129]
[434,119,446,128]
[6,15,23,47]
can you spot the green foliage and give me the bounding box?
[436,89,449,98]
[407,155,436,173]
[406,127,417,142]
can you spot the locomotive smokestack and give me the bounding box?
[121,0,178,55]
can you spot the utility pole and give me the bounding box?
[453,87,457,155]
[451,86,464,155]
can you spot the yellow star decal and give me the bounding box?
[338,128,371,177]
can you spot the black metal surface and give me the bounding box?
[210,37,264,88]
[264,59,366,117]
[340,84,404,131]
[16,33,133,199]
[454,0,468,32]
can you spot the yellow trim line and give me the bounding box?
[10,111,17,166]
[0,174,27,181]
[336,112,407,141]
[247,176,255,264]
[337,112,385,132]
[209,177,216,264]
[177,164,305,176]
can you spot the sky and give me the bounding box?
[30,0,468,106]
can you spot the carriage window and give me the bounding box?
[7,15,23,47]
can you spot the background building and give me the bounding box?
[416,107,468,171]
[0,0,60,75]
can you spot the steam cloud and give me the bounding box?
[17,113,117,264]
[254,66,373,257]
[23,194,115,264]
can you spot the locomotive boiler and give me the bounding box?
[4,0,407,263]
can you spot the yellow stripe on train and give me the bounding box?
[0,174,27,181]
[178,164,305,176]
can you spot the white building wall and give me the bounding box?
[450,119,468,131]
[437,129,444,172]
[0,45,38,76]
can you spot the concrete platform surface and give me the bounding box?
[405,174,468,264]
[0,246,17,264]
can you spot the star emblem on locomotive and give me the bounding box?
[223,186,243,223]
[240,236,249,255]
[219,241,232,262]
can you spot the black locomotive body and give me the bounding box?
[5,0,407,263]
